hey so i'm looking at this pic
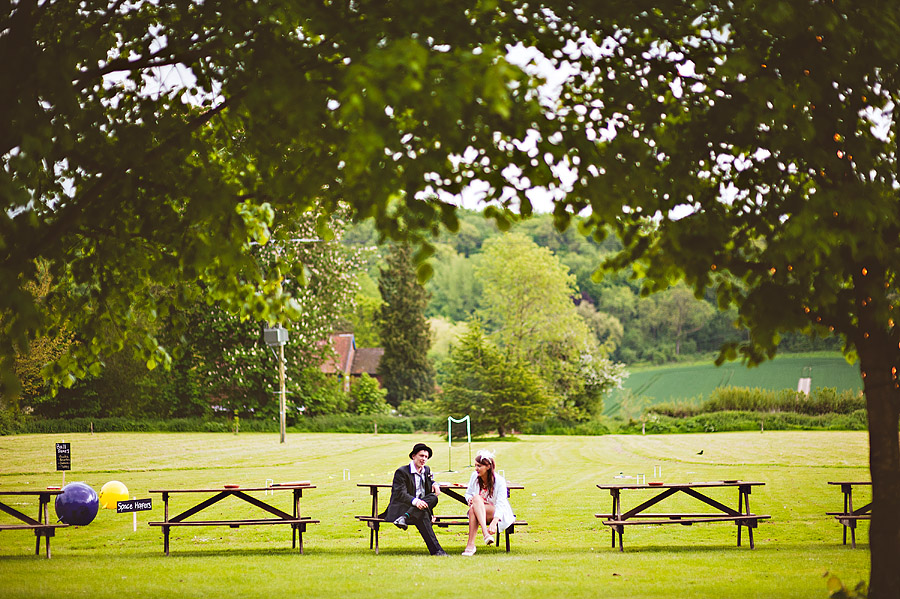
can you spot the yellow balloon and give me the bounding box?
[99,480,129,510]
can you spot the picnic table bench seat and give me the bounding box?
[0,523,69,531]
[149,517,319,528]
[355,514,527,553]
[598,514,770,526]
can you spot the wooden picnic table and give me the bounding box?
[355,482,527,553]
[595,480,770,551]
[148,483,319,555]
[0,489,69,558]
[827,481,871,548]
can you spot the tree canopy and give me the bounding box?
[474,232,625,419]
[0,0,562,398]
[523,2,900,594]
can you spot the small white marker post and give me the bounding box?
[56,440,71,487]
[343,469,350,481]
[265,479,274,496]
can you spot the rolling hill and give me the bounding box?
[605,353,862,417]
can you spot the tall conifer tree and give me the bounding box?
[377,244,435,406]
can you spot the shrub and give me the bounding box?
[0,406,24,435]
[290,414,443,434]
[523,418,611,435]
[616,410,869,434]
[653,386,865,417]
[349,374,390,415]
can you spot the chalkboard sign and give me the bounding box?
[55,442,71,471]
[117,499,152,513]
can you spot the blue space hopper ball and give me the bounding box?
[55,482,99,525]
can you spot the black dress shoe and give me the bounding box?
[393,515,408,530]
[433,550,448,556]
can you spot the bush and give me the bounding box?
[4,417,248,434]
[523,418,611,435]
[652,386,865,417]
[349,374,390,415]
[0,413,444,435]
[397,398,439,417]
[615,410,869,434]
[0,406,24,435]
[292,367,349,417]
[290,414,443,434]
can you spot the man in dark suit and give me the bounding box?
[379,443,447,555]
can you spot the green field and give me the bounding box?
[606,353,863,416]
[0,432,871,598]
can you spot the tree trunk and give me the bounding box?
[858,340,900,598]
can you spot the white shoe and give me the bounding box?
[462,546,476,556]
[484,534,495,546]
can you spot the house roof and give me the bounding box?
[350,347,384,375]
[320,333,382,376]
[320,333,355,375]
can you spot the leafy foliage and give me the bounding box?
[349,373,390,415]
[528,3,900,592]
[1,0,565,399]
[474,232,626,419]
[185,210,362,418]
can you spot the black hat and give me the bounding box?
[410,443,433,459]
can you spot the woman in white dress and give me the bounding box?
[462,450,515,556]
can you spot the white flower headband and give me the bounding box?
[475,449,496,464]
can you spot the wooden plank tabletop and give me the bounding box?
[149,484,315,493]
[597,481,764,490]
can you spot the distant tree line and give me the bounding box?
[5,207,843,431]
[345,209,842,370]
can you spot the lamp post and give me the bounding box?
[258,236,320,444]
[263,325,290,443]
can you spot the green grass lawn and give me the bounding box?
[0,432,871,598]
[606,353,863,416]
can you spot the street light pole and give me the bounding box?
[257,237,320,444]
[278,342,286,443]
[263,325,290,444]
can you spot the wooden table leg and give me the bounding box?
[842,485,850,545]
[293,489,301,549]
[35,499,43,556]
[847,486,856,548]
[611,489,619,549]
[163,492,170,556]
[370,487,378,551]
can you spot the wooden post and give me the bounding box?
[279,344,286,444]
